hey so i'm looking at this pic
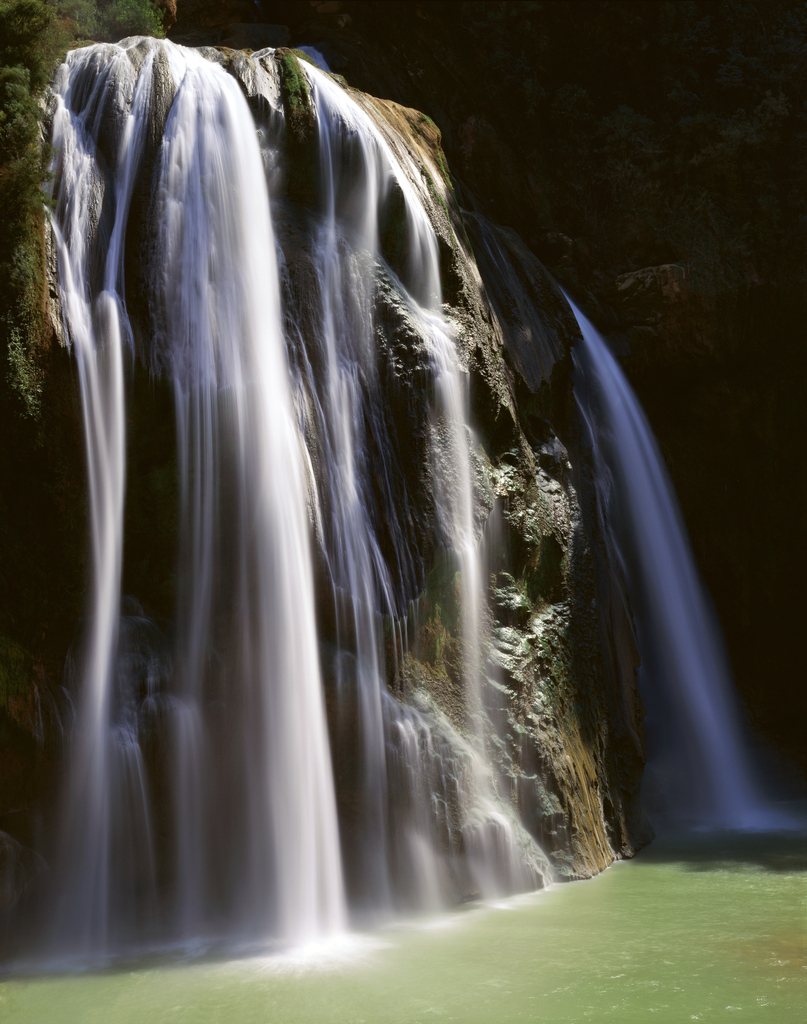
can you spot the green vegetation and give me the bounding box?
[0,0,58,424]
[0,0,165,706]
[290,47,316,68]
[420,166,456,247]
[280,49,311,119]
[434,149,452,192]
[0,0,165,424]
[277,49,313,137]
[420,554,463,672]
[57,1,165,43]
[275,48,318,202]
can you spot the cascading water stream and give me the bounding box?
[569,297,781,830]
[49,38,345,952]
[153,44,345,945]
[305,71,399,907]
[298,63,546,903]
[50,43,157,949]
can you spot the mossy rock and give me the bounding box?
[276,48,315,143]
[274,48,319,206]
[290,48,317,68]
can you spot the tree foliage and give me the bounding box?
[0,0,165,422]
[59,0,165,42]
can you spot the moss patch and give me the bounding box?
[276,48,315,143]
[274,47,318,206]
[290,48,317,68]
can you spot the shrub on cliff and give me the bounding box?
[0,0,99,677]
[0,1,62,421]
[59,0,165,42]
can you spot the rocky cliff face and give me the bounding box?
[348,92,652,873]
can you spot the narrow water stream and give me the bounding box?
[3,823,804,1023]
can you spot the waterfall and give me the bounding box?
[50,39,345,951]
[44,38,548,955]
[50,43,157,949]
[152,44,345,944]
[569,297,779,829]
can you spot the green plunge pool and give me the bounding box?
[2,827,805,1023]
